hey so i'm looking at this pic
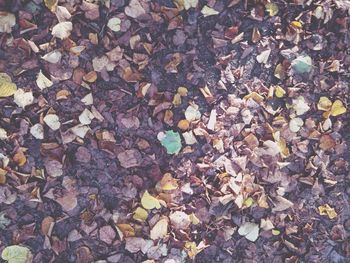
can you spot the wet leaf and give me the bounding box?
[158,130,182,154]
[1,245,32,263]
[141,190,161,210]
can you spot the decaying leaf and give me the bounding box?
[169,211,191,230]
[158,173,178,191]
[265,3,279,16]
[30,124,44,139]
[107,17,121,32]
[44,0,58,12]
[289,117,303,132]
[43,114,61,131]
[0,73,17,97]
[201,5,219,17]
[133,207,148,222]
[14,89,34,108]
[185,103,201,122]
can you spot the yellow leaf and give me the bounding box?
[44,0,58,12]
[185,242,198,259]
[243,92,264,103]
[318,204,337,219]
[141,190,161,210]
[317,97,332,111]
[178,119,190,130]
[189,213,200,225]
[275,86,286,98]
[116,223,135,238]
[272,229,281,235]
[160,173,178,191]
[13,151,26,166]
[177,86,188,96]
[133,207,148,222]
[290,20,302,29]
[265,3,279,16]
[172,93,182,106]
[243,197,254,208]
[150,217,168,240]
[330,100,346,116]
[0,74,17,97]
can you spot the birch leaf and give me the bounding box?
[36,70,53,90]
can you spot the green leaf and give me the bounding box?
[0,212,10,230]
[1,245,32,263]
[159,130,182,154]
[291,55,312,74]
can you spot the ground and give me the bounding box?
[0,0,349,262]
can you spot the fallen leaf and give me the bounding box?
[44,0,58,12]
[177,119,190,130]
[317,96,332,111]
[290,20,302,29]
[55,6,71,22]
[150,217,168,240]
[201,5,219,17]
[79,109,94,125]
[116,224,135,238]
[0,128,7,140]
[83,71,97,83]
[169,211,191,230]
[141,190,161,210]
[238,222,259,242]
[52,21,72,40]
[158,131,182,154]
[13,150,26,166]
[265,2,279,16]
[275,86,286,98]
[159,173,178,191]
[183,0,198,10]
[36,70,53,90]
[330,100,346,117]
[133,207,148,222]
[256,49,271,64]
[177,86,188,96]
[30,124,44,139]
[107,17,121,32]
[182,131,198,145]
[289,117,303,132]
[0,74,17,97]
[42,50,62,64]
[319,134,336,151]
[14,89,34,108]
[291,55,312,74]
[292,96,310,115]
[43,114,61,131]
[185,242,199,259]
[185,103,201,122]
[318,204,337,219]
[1,245,32,263]
[92,55,115,72]
[125,0,146,18]
[0,212,10,229]
[0,12,16,33]
[117,149,142,168]
[252,27,261,43]
[81,93,93,105]
[81,1,100,20]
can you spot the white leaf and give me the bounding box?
[169,211,191,230]
[150,217,168,240]
[42,50,62,64]
[92,55,115,72]
[184,103,201,122]
[107,17,121,32]
[43,114,61,131]
[79,109,94,125]
[289,117,303,132]
[0,128,7,140]
[0,12,16,33]
[207,109,216,130]
[30,123,44,139]
[256,49,271,64]
[182,131,197,145]
[36,70,53,90]
[201,5,219,17]
[14,89,34,108]
[52,21,72,39]
[81,93,93,105]
[71,124,90,138]
[292,96,310,115]
[184,0,198,10]
[55,6,72,22]
[238,222,259,242]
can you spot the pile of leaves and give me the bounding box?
[0,0,349,262]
